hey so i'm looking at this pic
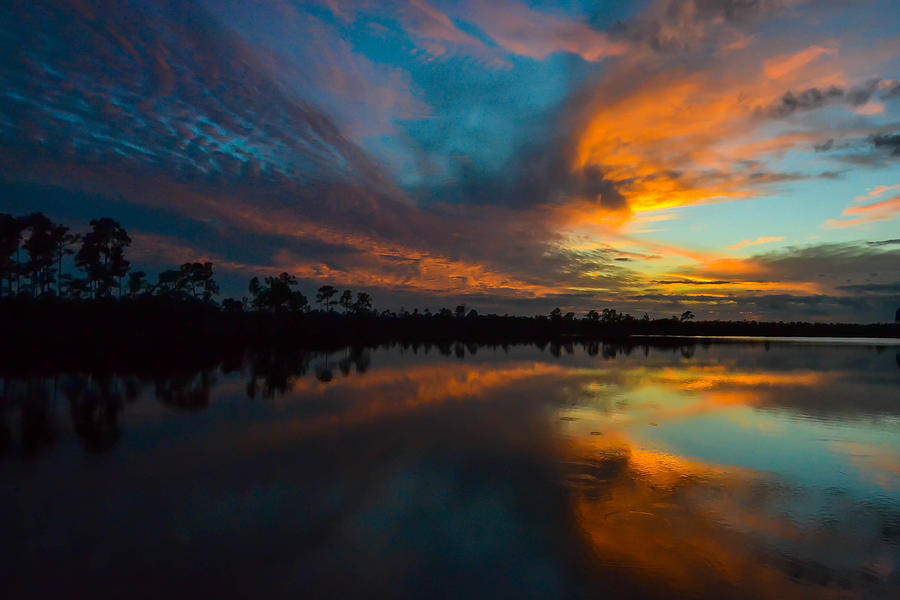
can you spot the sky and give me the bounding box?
[1,0,899,321]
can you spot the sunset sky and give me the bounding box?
[1,0,899,320]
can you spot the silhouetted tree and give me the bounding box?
[50,223,77,296]
[250,273,308,312]
[586,310,600,321]
[127,271,148,298]
[75,218,130,297]
[600,308,624,323]
[222,298,244,313]
[339,289,354,312]
[21,213,56,296]
[0,213,24,297]
[353,292,373,314]
[316,285,338,311]
[680,310,695,322]
[179,261,219,302]
[155,269,186,298]
[455,304,466,318]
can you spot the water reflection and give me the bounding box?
[1,340,899,598]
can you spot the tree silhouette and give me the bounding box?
[179,262,219,302]
[250,272,308,312]
[21,213,57,296]
[586,309,600,321]
[352,292,373,314]
[600,308,622,323]
[127,271,148,298]
[339,289,354,312]
[49,223,78,296]
[0,213,24,297]
[75,218,130,298]
[316,285,338,311]
[154,269,186,298]
[680,310,695,322]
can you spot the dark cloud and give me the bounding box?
[870,134,900,156]
[844,78,881,106]
[762,86,845,118]
[753,242,900,281]
[761,78,899,120]
[608,0,796,52]
[867,239,900,247]
[650,280,734,285]
[836,281,900,293]
[620,292,898,322]
[811,129,900,166]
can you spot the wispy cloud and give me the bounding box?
[726,236,784,250]
[825,195,900,229]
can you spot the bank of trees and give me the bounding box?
[0,212,221,303]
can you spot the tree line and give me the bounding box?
[0,213,366,312]
[0,212,220,301]
[3,212,690,322]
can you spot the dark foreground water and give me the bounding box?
[2,340,899,599]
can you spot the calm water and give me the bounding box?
[2,341,899,598]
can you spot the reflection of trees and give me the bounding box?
[314,366,334,383]
[0,402,10,457]
[65,375,123,453]
[244,347,373,398]
[351,347,371,375]
[154,370,215,411]
[21,380,56,456]
[549,342,561,359]
[246,350,311,399]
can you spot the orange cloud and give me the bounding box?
[763,45,838,79]
[726,236,784,250]
[825,195,900,229]
[571,62,839,221]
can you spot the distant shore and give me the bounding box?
[632,335,900,345]
[2,296,897,373]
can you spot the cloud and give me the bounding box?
[726,236,784,250]
[866,238,900,247]
[825,195,900,229]
[835,281,900,293]
[608,0,804,53]
[763,45,838,79]
[871,134,900,156]
[463,0,627,62]
[761,86,844,118]
[651,280,734,285]
[854,184,900,202]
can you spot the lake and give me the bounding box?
[2,340,899,598]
